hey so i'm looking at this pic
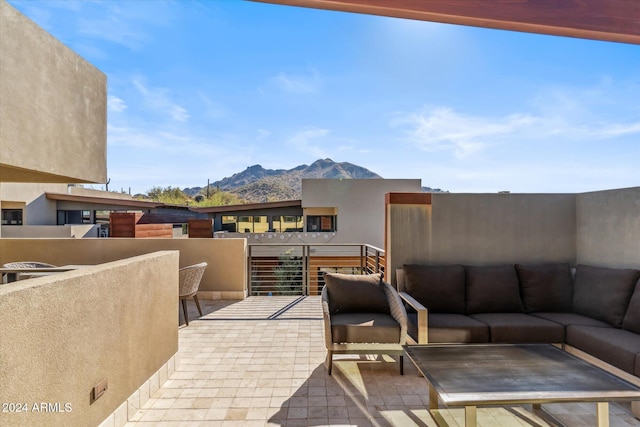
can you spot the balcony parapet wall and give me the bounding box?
[0,251,179,427]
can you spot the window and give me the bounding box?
[268,215,303,232]
[238,216,252,233]
[221,215,237,232]
[1,209,23,225]
[57,210,94,225]
[306,215,336,232]
[252,216,269,233]
[282,215,303,232]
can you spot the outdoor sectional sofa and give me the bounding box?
[396,263,640,385]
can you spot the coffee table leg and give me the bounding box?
[532,403,565,426]
[429,383,439,409]
[596,402,609,427]
[465,406,477,427]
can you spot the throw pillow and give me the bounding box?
[573,264,640,327]
[515,263,573,313]
[465,265,523,314]
[403,264,465,313]
[324,272,389,314]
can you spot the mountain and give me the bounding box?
[184,158,382,202]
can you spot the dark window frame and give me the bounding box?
[1,208,23,225]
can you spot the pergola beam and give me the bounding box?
[251,0,640,44]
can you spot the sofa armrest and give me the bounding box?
[399,291,429,344]
[321,286,333,349]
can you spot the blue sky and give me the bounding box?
[9,0,640,194]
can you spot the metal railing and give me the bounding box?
[247,243,385,296]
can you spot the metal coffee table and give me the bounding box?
[404,344,640,427]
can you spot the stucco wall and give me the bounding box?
[0,224,99,238]
[0,251,179,427]
[302,179,422,248]
[576,187,640,269]
[0,1,106,184]
[386,193,577,284]
[0,238,247,298]
[0,183,66,226]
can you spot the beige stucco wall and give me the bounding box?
[0,251,179,427]
[576,187,640,269]
[386,193,577,285]
[302,179,422,248]
[0,183,68,226]
[0,238,247,298]
[1,224,99,238]
[0,1,107,184]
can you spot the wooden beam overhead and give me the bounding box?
[251,0,640,44]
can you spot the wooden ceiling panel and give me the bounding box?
[251,0,640,44]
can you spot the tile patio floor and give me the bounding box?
[128,296,640,427]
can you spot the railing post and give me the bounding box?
[303,245,309,296]
[247,245,252,296]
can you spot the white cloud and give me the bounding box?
[75,2,176,50]
[108,124,160,149]
[392,107,538,158]
[288,127,331,157]
[271,70,320,94]
[108,96,127,113]
[592,122,640,138]
[132,78,190,122]
[393,91,640,159]
[257,129,271,139]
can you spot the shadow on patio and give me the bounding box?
[137,297,639,426]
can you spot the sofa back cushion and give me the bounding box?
[622,278,640,334]
[403,264,465,313]
[324,272,389,315]
[572,265,640,327]
[515,263,573,313]
[465,265,523,314]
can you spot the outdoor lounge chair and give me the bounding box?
[179,262,207,326]
[321,272,407,375]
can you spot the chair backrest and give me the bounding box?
[3,261,57,268]
[179,262,207,297]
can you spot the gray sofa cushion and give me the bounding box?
[515,263,573,313]
[566,325,640,375]
[531,312,611,328]
[427,313,490,343]
[636,354,640,377]
[325,273,389,315]
[330,313,400,344]
[622,278,640,334]
[465,265,523,314]
[403,264,465,314]
[572,265,640,327]
[470,313,564,343]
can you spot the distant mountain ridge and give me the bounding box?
[184,158,382,202]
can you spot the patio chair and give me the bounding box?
[2,261,58,281]
[322,272,407,375]
[179,262,207,326]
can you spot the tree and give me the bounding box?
[145,186,190,204]
[138,185,247,207]
[273,249,303,295]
